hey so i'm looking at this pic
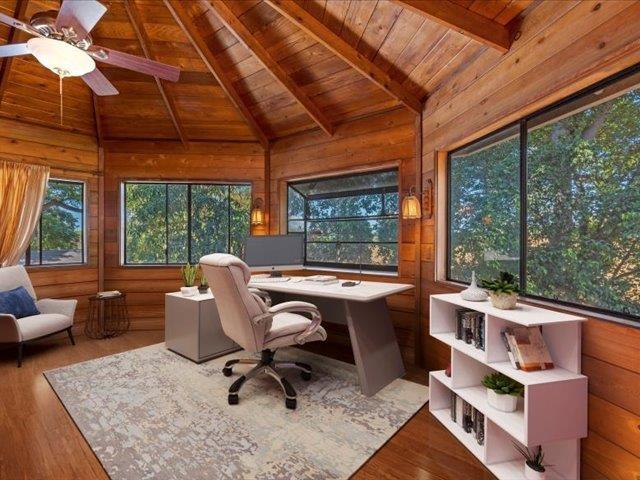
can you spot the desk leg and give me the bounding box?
[344,298,405,396]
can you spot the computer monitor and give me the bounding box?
[244,235,304,276]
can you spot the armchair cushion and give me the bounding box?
[16,313,72,341]
[0,286,40,319]
[36,298,77,319]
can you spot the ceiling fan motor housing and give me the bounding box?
[30,10,93,49]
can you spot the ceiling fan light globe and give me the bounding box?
[27,37,95,77]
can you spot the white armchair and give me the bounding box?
[0,265,76,367]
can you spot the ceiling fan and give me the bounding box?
[0,0,180,96]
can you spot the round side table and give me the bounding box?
[85,293,130,339]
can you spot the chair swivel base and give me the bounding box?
[223,349,312,410]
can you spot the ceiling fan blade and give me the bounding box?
[0,12,42,37]
[88,45,180,82]
[82,69,119,96]
[0,43,29,58]
[56,0,107,39]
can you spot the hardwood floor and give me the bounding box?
[0,331,494,480]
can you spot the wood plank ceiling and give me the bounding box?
[0,0,531,144]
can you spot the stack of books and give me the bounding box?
[455,308,485,351]
[450,392,484,445]
[501,326,554,371]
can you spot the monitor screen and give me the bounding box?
[244,235,304,269]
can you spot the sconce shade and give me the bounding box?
[251,198,265,225]
[401,194,421,219]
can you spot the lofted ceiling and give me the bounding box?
[0,0,532,146]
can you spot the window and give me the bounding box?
[287,169,399,272]
[448,66,640,320]
[24,179,85,266]
[123,182,251,265]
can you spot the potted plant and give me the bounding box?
[481,271,519,309]
[198,269,209,294]
[513,444,549,480]
[481,372,523,412]
[180,263,199,296]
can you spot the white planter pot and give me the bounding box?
[490,292,518,310]
[180,286,198,297]
[486,388,518,412]
[524,463,546,480]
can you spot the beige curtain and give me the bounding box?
[0,161,50,267]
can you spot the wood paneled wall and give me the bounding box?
[269,107,419,366]
[102,140,266,330]
[0,118,99,333]
[419,1,640,478]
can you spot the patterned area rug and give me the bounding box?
[45,344,428,480]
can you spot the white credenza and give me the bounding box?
[165,291,239,363]
[429,293,588,480]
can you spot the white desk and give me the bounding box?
[248,277,414,396]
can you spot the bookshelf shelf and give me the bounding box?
[429,294,587,480]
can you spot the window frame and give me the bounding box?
[24,178,87,267]
[287,168,400,273]
[446,63,640,322]
[121,180,252,266]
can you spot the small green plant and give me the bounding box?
[181,263,198,287]
[200,270,209,288]
[481,271,520,295]
[513,444,549,473]
[482,372,524,397]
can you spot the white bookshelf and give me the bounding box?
[429,293,588,480]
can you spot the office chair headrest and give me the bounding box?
[200,253,251,284]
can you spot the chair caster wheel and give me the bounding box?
[301,371,311,381]
[285,398,297,410]
[223,367,233,377]
[228,394,239,405]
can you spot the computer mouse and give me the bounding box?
[341,281,358,287]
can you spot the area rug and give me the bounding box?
[44,344,428,480]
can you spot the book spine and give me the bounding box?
[506,330,523,370]
[501,329,519,369]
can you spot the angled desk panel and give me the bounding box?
[248,278,414,396]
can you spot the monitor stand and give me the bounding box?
[269,270,283,278]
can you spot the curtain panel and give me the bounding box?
[0,161,50,267]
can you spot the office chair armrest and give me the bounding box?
[268,301,322,345]
[0,313,20,343]
[248,288,272,307]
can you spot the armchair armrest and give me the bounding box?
[35,298,77,321]
[248,288,272,307]
[268,301,322,345]
[0,313,20,342]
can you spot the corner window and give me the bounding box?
[24,179,86,266]
[122,182,251,265]
[287,169,399,272]
[448,66,640,320]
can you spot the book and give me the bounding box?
[474,314,485,350]
[462,401,473,433]
[455,308,472,340]
[501,329,520,369]
[455,396,464,427]
[97,290,121,298]
[475,411,485,445]
[509,326,555,371]
[450,392,457,422]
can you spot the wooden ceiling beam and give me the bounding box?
[390,0,512,53]
[124,0,188,146]
[0,0,28,106]
[164,0,269,149]
[208,0,334,136]
[265,0,422,114]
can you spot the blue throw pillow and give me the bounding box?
[0,286,40,319]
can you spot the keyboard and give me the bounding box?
[250,276,291,283]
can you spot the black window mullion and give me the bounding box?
[38,208,43,266]
[519,119,528,294]
[227,185,231,254]
[187,184,192,264]
[165,183,169,265]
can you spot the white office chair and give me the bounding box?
[200,253,327,410]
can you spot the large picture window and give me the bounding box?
[24,179,85,266]
[448,66,640,320]
[287,169,399,272]
[123,182,251,265]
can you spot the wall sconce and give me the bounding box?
[401,179,433,220]
[401,187,421,220]
[251,198,265,225]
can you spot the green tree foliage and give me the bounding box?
[124,183,251,265]
[450,87,639,317]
